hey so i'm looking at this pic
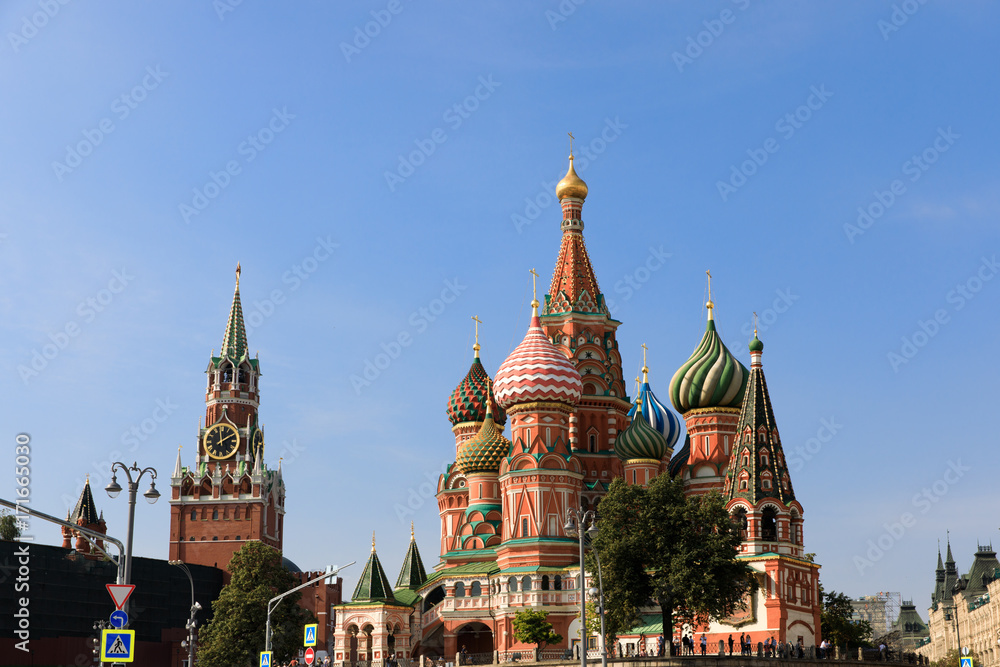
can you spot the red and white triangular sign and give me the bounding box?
[106,584,135,610]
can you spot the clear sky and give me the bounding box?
[1,1,998,615]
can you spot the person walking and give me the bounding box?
[728,634,734,656]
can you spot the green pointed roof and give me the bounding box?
[71,479,100,525]
[221,265,248,360]
[352,537,396,604]
[395,528,428,590]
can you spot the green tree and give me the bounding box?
[512,608,563,659]
[0,510,22,541]
[821,590,872,648]
[936,648,977,667]
[589,474,754,648]
[197,541,316,667]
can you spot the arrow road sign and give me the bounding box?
[110,610,128,629]
[101,629,135,662]
[106,584,136,610]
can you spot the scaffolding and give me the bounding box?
[851,592,902,640]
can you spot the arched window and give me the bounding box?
[212,509,219,520]
[190,509,197,521]
[508,576,518,592]
[554,575,562,591]
[234,508,241,520]
[471,581,482,596]
[761,507,777,540]
[236,535,241,540]
[454,582,465,597]
[761,452,770,466]
[589,434,597,452]
[189,536,195,541]
[222,367,233,383]
[521,576,532,591]
[541,575,550,591]
[732,507,748,539]
[212,536,218,541]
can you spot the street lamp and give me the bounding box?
[106,461,159,617]
[587,547,608,667]
[170,560,202,667]
[565,508,598,667]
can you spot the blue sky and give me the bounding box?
[2,1,998,614]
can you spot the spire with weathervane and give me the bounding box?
[221,263,248,361]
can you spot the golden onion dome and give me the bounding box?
[555,155,588,201]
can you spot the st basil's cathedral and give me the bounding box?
[329,153,822,663]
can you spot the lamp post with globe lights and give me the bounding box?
[565,508,597,667]
[587,548,608,667]
[169,559,202,667]
[105,461,159,617]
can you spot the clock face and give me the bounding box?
[204,423,240,459]
[251,430,264,455]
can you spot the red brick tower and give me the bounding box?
[62,478,107,559]
[168,265,286,572]
[541,154,629,508]
[493,287,584,571]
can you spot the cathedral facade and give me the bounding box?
[330,153,822,664]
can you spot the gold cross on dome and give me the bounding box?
[471,315,482,355]
[529,268,539,303]
[706,270,712,301]
[753,311,758,337]
[236,262,241,288]
[568,132,575,157]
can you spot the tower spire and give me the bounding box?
[529,268,540,316]
[706,270,714,320]
[221,264,248,359]
[641,343,649,381]
[471,315,482,358]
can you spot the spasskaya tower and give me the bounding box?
[168,265,286,572]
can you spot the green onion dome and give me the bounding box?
[456,400,511,474]
[447,356,506,427]
[749,335,764,353]
[616,399,669,462]
[669,314,749,413]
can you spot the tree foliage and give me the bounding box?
[821,590,872,647]
[512,609,563,656]
[589,475,754,644]
[197,541,316,667]
[935,648,977,667]
[0,510,22,541]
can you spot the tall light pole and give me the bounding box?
[105,461,159,617]
[265,562,355,653]
[170,560,202,667]
[565,508,597,667]
[588,548,608,667]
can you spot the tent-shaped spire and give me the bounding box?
[395,523,428,590]
[221,264,248,359]
[71,478,100,525]
[352,533,396,604]
[724,334,794,505]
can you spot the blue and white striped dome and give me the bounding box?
[627,376,683,452]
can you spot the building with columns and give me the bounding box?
[330,151,822,664]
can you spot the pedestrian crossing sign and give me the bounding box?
[304,623,318,646]
[961,657,973,667]
[260,651,272,667]
[101,629,135,662]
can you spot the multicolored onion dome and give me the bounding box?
[494,313,583,409]
[627,378,682,451]
[447,356,507,426]
[456,401,512,474]
[616,401,668,462]
[556,155,588,201]
[669,317,748,413]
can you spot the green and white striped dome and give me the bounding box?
[669,314,748,413]
[615,404,668,462]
